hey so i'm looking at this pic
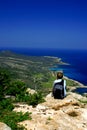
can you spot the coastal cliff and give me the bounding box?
[0,88,87,130]
[13,90,87,130]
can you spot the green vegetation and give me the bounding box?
[0,68,11,100]
[0,98,14,111]
[15,92,45,107]
[0,67,45,129]
[78,99,87,104]
[0,98,31,130]
[66,78,79,86]
[0,51,60,94]
[47,116,52,120]
[0,111,31,130]
[6,80,26,96]
[0,50,79,95]
[65,78,79,91]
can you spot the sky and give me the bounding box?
[0,0,87,49]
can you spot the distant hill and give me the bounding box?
[0,50,79,95]
[0,50,65,94]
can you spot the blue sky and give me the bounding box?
[0,0,87,49]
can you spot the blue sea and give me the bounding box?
[0,48,87,86]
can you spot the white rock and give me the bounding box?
[0,122,11,130]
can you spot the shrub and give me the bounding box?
[0,111,31,130]
[6,80,26,96]
[0,98,14,111]
[27,92,45,106]
[15,92,45,107]
[0,68,11,100]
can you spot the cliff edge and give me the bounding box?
[13,91,87,130]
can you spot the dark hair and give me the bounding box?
[57,71,63,79]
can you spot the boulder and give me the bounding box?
[0,122,11,130]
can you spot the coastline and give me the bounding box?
[64,75,86,87]
[0,49,87,88]
[63,75,87,95]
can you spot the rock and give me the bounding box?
[14,92,87,130]
[26,88,36,94]
[0,122,11,130]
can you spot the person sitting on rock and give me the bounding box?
[52,71,66,99]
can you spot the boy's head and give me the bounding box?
[57,71,63,79]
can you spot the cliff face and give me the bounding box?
[13,92,87,130]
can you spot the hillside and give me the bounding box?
[0,50,78,95]
[0,50,87,130]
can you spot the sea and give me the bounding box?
[0,48,87,86]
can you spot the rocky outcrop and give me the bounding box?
[13,92,87,130]
[0,122,11,130]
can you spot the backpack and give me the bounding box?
[53,80,64,99]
